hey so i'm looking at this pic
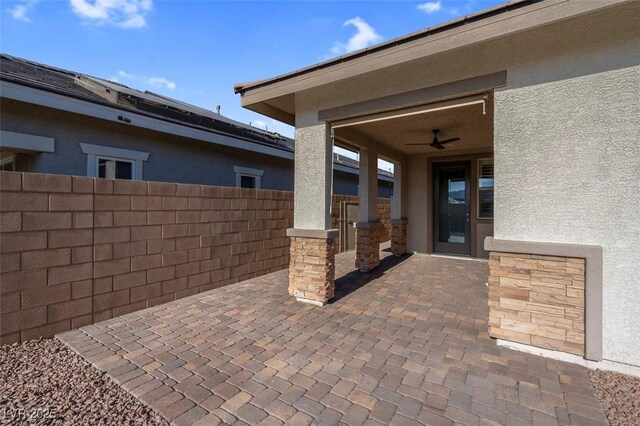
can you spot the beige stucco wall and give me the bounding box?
[406,154,429,253]
[291,3,640,366]
[493,49,640,365]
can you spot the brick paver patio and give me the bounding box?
[58,249,608,425]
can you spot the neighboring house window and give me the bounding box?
[80,143,149,180]
[234,166,263,189]
[478,159,494,219]
[98,157,133,179]
[0,155,16,171]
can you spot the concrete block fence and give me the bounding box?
[331,194,391,253]
[0,171,390,344]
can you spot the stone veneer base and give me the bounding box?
[390,218,408,256]
[354,222,383,272]
[488,251,586,356]
[287,230,337,305]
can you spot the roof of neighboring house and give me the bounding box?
[0,53,295,152]
[234,0,535,94]
[0,54,394,178]
[333,153,393,179]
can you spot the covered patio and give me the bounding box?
[59,248,607,425]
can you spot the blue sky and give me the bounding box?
[2,0,504,143]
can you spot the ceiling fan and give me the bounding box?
[408,129,460,150]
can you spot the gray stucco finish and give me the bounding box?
[293,123,333,229]
[492,7,640,366]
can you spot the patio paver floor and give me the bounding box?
[58,249,608,425]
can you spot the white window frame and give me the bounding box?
[477,158,494,220]
[234,166,263,189]
[80,143,149,180]
[0,154,16,171]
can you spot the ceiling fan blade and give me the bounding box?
[430,143,445,150]
[438,137,460,145]
[406,143,429,146]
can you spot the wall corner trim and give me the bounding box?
[485,237,603,361]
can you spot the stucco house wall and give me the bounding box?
[290,4,639,366]
[1,99,294,190]
[492,18,640,366]
[1,98,394,196]
[2,98,394,197]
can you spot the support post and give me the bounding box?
[391,160,408,255]
[355,143,382,272]
[287,122,337,305]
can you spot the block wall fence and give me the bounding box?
[0,171,390,344]
[331,194,391,253]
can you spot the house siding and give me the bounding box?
[1,98,393,196]
[1,99,294,190]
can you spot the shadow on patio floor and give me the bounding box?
[332,252,413,303]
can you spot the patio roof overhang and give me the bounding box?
[234,0,630,126]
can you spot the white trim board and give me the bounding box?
[0,130,55,153]
[80,143,148,180]
[1,81,295,160]
[80,143,149,161]
[234,165,263,189]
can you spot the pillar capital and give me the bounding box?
[354,221,384,229]
[286,228,339,239]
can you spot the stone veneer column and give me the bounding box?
[390,218,408,255]
[355,222,383,272]
[287,229,338,306]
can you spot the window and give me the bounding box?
[478,159,494,219]
[0,155,16,171]
[80,143,149,180]
[234,166,263,189]
[240,175,256,189]
[98,157,133,179]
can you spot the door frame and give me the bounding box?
[432,161,472,255]
[426,152,494,258]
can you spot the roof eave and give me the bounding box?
[234,0,629,103]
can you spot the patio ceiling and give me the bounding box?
[334,93,494,156]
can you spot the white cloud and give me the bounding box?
[250,118,293,137]
[68,0,152,28]
[113,71,176,91]
[417,1,442,14]
[8,0,40,23]
[330,17,381,56]
[148,77,175,90]
[253,120,268,129]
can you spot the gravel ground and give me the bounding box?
[588,368,640,426]
[0,338,168,426]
